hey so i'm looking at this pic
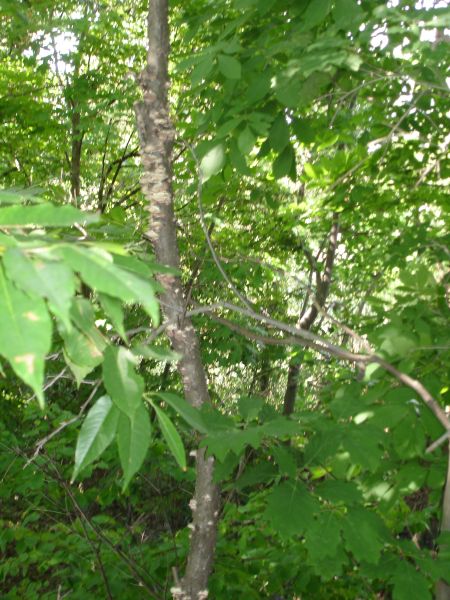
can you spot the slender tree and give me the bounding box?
[134,1,219,596]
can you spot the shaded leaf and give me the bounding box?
[273,144,296,180]
[301,0,332,31]
[103,346,144,418]
[316,480,363,505]
[238,396,264,421]
[391,563,432,600]
[218,54,241,79]
[333,0,365,31]
[133,343,180,362]
[272,445,297,478]
[156,391,208,434]
[98,293,127,341]
[229,139,251,174]
[305,512,342,563]
[63,348,94,387]
[341,508,387,563]
[72,395,120,481]
[269,115,290,152]
[237,127,256,155]
[149,399,186,470]
[264,481,320,538]
[117,403,151,490]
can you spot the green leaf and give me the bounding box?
[0,232,18,248]
[305,512,342,563]
[272,445,297,478]
[98,293,127,341]
[117,403,151,490]
[191,58,215,86]
[0,265,52,407]
[342,424,383,471]
[391,563,432,600]
[63,348,94,387]
[3,248,75,331]
[235,462,277,490]
[103,346,144,418]
[155,392,208,434]
[112,254,155,278]
[333,0,364,31]
[60,300,106,378]
[72,395,120,481]
[200,144,226,182]
[304,425,343,464]
[301,0,332,31]
[0,188,44,205]
[341,508,387,563]
[273,144,296,180]
[244,74,271,103]
[71,298,107,350]
[133,343,181,362]
[0,203,98,227]
[315,480,363,505]
[264,481,320,538]
[378,325,416,358]
[303,162,318,179]
[269,115,290,152]
[259,417,301,438]
[276,71,331,108]
[149,399,186,470]
[203,426,264,461]
[218,54,242,79]
[292,118,316,144]
[237,127,256,155]
[62,326,104,369]
[59,246,159,325]
[392,417,426,459]
[238,396,264,421]
[229,139,251,175]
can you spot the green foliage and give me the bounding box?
[0,265,51,406]
[1,0,450,597]
[72,394,119,481]
[117,403,152,490]
[148,397,187,471]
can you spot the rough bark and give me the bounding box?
[283,216,339,415]
[436,444,450,600]
[134,1,219,598]
[70,109,82,205]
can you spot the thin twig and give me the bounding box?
[186,141,255,312]
[24,380,101,468]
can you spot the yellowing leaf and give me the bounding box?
[0,265,52,406]
[4,248,75,331]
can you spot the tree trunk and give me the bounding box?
[134,1,219,598]
[282,217,339,415]
[436,444,450,600]
[70,109,82,205]
[283,362,300,416]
